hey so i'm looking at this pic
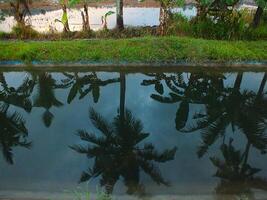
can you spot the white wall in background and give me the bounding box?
[0,7,197,33]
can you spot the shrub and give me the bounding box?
[167,10,267,40]
[12,24,38,39]
[191,11,247,40]
[166,13,192,36]
[244,24,267,40]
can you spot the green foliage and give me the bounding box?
[70,187,112,200]
[192,13,247,40]
[167,10,267,40]
[61,12,68,25]
[0,37,266,63]
[104,11,115,18]
[167,13,192,36]
[69,0,95,7]
[11,24,38,39]
[157,0,185,8]
[245,25,267,40]
[255,0,267,8]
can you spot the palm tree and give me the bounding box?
[62,72,120,104]
[0,103,32,164]
[71,72,177,195]
[34,73,67,127]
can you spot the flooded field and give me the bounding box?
[0,69,266,200]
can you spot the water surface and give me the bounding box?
[0,69,267,200]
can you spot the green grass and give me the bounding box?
[0,36,266,64]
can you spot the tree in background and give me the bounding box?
[195,0,240,21]
[69,0,92,31]
[157,0,184,35]
[9,0,32,27]
[252,0,267,28]
[55,0,70,32]
[116,0,124,29]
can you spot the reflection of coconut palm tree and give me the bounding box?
[34,73,67,127]
[62,72,119,104]
[71,108,177,195]
[210,139,267,200]
[182,72,267,158]
[141,72,225,130]
[0,103,32,164]
[0,72,33,164]
[0,72,34,112]
[71,72,177,195]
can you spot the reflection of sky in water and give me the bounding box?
[0,71,267,198]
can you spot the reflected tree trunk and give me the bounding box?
[120,72,126,126]
[258,72,267,96]
[241,142,251,174]
[234,72,243,89]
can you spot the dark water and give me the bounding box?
[0,70,267,200]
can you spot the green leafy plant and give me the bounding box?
[55,0,71,33]
[101,11,115,30]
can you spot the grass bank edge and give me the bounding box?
[0,36,266,63]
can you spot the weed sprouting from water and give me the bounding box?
[65,186,112,200]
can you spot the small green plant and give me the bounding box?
[69,186,112,200]
[101,11,115,30]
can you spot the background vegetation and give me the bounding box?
[0,0,266,40]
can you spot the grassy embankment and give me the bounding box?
[0,36,266,64]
